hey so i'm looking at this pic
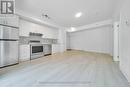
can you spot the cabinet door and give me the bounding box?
[44,45,52,55]
[7,16,19,27]
[0,15,19,27]
[19,45,30,62]
[0,18,6,25]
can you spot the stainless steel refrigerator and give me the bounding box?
[0,24,19,67]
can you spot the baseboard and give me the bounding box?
[67,49,73,51]
[68,49,112,56]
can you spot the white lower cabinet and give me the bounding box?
[19,45,30,62]
[52,44,60,54]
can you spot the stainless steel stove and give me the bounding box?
[30,40,44,60]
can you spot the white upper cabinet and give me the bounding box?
[19,19,58,39]
[0,15,19,27]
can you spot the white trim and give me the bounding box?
[113,22,119,61]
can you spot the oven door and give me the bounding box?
[30,44,44,59]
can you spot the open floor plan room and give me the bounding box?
[0,0,130,87]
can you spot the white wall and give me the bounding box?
[112,0,122,22]
[69,25,113,55]
[119,0,130,83]
[19,19,59,39]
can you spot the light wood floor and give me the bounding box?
[0,51,130,87]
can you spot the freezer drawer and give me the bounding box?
[0,41,19,67]
[0,25,19,40]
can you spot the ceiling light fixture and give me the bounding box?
[75,12,82,18]
[70,27,76,32]
[42,13,51,19]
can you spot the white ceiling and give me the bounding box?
[15,0,118,27]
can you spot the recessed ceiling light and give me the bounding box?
[71,27,76,31]
[75,12,82,18]
[67,27,76,32]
